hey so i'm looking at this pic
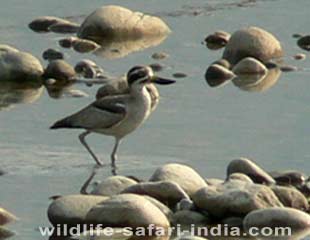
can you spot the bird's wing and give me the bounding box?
[51,95,129,130]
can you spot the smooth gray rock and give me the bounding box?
[271,185,308,211]
[243,207,310,230]
[49,21,80,33]
[222,216,243,228]
[205,30,231,50]
[121,180,189,207]
[205,64,235,87]
[85,194,170,228]
[175,236,208,240]
[72,39,100,53]
[223,26,283,65]
[143,195,173,221]
[78,5,171,40]
[0,208,17,226]
[297,35,310,51]
[47,194,108,226]
[232,57,267,75]
[227,158,275,185]
[29,16,73,32]
[74,59,103,79]
[42,48,64,61]
[43,60,76,81]
[0,45,43,82]
[149,163,207,197]
[270,170,306,187]
[91,176,137,196]
[227,173,253,183]
[212,59,231,69]
[172,210,210,225]
[193,181,283,219]
[205,178,224,186]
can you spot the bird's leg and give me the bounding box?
[80,166,98,194]
[111,138,121,169]
[79,131,103,166]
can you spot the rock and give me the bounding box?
[212,59,231,69]
[232,67,281,92]
[205,178,224,186]
[232,57,267,75]
[74,59,103,79]
[47,194,108,226]
[227,173,253,183]
[43,60,76,81]
[293,53,306,60]
[143,196,173,221]
[172,210,210,225]
[222,217,243,228]
[269,171,306,187]
[0,208,17,225]
[192,181,283,219]
[271,185,308,211]
[42,48,64,61]
[172,72,187,78]
[205,31,231,50]
[149,163,207,197]
[227,158,275,185]
[149,63,164,72]
[78,5,171,41]
[223,26,283,65]
[91,176,137,196]
[243,207,310,231]
[205,64,235,87]
[297,35,310,51]
[176,199,195,211]
[59,37,79,48]
[151,52,169,60]
[121,180,190,207]
[85,194,170,228]
[280,65,298,72]
[72,39,100,53]
[49,21,80,34]
[0,45,43,82]
[29,16,74,33]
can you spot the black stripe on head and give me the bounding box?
[127,66,150,85]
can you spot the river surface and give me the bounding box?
[1,0,310,239]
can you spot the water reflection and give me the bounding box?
[0,80,43,111]
[205,67,282,92]
[89,35,168,59]
[0,227,14,239]
[232,68,281,92]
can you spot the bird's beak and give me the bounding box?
[153,77,176,85]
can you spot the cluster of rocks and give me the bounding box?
[0,208,17,239]
[47,159,310,239]
[203,26,309,93]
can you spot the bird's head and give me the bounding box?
[127,65,175,89]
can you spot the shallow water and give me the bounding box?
[1,0,310,239]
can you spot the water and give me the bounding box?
[1,0,310,239]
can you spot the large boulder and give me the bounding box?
[149,163,207,197]
[47,194,108,226]
[91,175,137,196]
[223,27,283,65]
[0,45,43,82]
[192,180,283,219]
[78,5,171,41]
[227,158,275,185]
[85,194,170,228]
[243,207,310,231]
[121,180,189,208]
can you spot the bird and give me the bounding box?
[50,65,175,169]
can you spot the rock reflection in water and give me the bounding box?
[232,68,281,92]
[90,35,168,59]
[0,227,15,239]
[0,81,43,111]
